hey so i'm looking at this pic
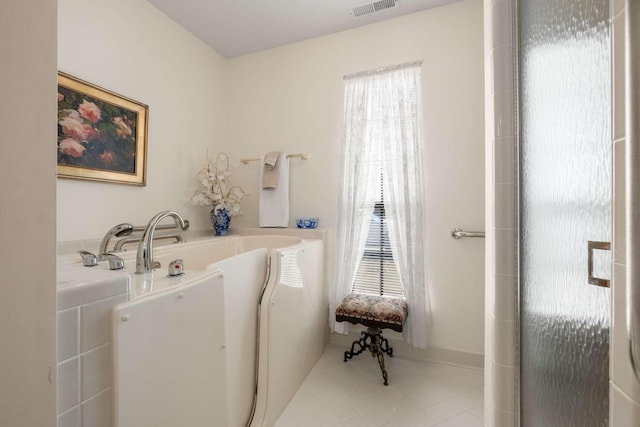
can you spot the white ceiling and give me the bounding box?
[147,0,461,58]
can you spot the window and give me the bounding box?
[332,61,431,347]
[351,170,404,297]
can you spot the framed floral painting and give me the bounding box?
[57,72,148,185]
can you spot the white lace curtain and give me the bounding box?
[331,61,432,348]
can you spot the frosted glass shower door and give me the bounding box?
[519,0,612,425]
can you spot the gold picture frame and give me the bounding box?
[57,72,148,185]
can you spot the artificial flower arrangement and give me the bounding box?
[185,152,247,216]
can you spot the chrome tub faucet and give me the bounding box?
[136,211,189,274]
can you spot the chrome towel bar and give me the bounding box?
[240,153,309,164]
[451,228,485,239]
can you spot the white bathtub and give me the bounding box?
[110,234,326,427]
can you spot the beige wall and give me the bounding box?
[56,0,484,355]
[0,0,57,426]
[57,0,230,240]
[227,0,485,354]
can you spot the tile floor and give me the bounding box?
[274,343,484,427]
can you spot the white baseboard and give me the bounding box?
[330,331,484,369]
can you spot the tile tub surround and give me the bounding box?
[56,264,129,427]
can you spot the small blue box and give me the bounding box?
[296,217,318,229]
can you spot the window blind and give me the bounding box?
[351,172,404,297]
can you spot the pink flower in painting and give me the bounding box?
[65,109,82,121]
[58,93,64,102]
[112,116,132,137]
[100,151,115,166]
[59,138,86,158]
[78,100,101,123]
[83,124,98,140]
[59,113,87,140]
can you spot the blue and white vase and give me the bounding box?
[210,207,231,236]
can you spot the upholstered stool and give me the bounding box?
[335,293,408,385]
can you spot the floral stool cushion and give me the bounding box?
[335,293,408,332]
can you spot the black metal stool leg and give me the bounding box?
[344,330,369,362]
[380,334,393,357]
[367,327,389,386]
[342,326,394,386]
[375,348,389,386]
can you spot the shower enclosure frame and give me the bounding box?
[513,2,522,424]
[627,0,640,390]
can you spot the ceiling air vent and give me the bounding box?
[351,0,399,17]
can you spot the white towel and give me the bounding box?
[259,152,289,227]
[262,151,281,189]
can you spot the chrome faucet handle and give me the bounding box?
[168,259,185,277]
[78,250,98,267]
[98,253,125,270]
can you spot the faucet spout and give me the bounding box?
[135,211,189,274]
[99,223,134,254]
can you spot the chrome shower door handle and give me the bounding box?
[587,240,611,287]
